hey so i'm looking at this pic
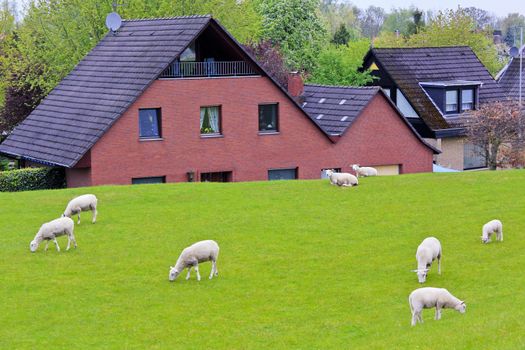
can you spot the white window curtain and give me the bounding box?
[200,106,220,133]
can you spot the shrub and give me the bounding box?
[0,167,66,192]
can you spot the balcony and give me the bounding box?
[159,61,257,79]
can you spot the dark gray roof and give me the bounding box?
[302,84,379,136]
[497,55,525,100]
[366,46,505,130]
[0,16,212,167]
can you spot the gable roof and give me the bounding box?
[364,46,505,131]
[301,84,440,153]
[0,16,214,167]
[497,52,525,100]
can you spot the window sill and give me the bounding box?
[200,134,223,139]
[258,131,280,136]
[139,137,164,142]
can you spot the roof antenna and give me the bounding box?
[106,1,123,34]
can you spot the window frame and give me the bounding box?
[200,105,222,137]
[138,108,162,140]
[445,90,459,114]
[258,103,279,134]
[461,88,475,111]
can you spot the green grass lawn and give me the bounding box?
[1,171,525,349]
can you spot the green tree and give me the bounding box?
[381,7,414,37]
[331,23,350,45]
[258,0,328,73]
[319,0,360,41]
[375,8,503,76]
[308,40,374,86]
[501,13,525,46]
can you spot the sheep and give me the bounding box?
[352,164,378,177]
[29,217,76,253]
[325,169,358,187]
[481,219,503,244]
[62,194,98,224]
[169,240,220,282]
[413,237,442,283]
[409,287,466,326]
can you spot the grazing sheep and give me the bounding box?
[169,240,220,282]
[29,217,76,253]
[413,237,442,283]
[409,287,466,326]
[352,164,378,177]
[325,169,358,187]
[63,194,98,224]
[482,219,503,244]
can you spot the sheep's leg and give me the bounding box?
[435,306,442,320]
[44,240,49,251]
[209,261,215,279]
[214,261,219,276]
[411,312,417,326]
[498,228,503,242]
[66,236,71,251]
[92,207,97,224]
[195,264,201,281]
[186,267,192,280]
[438,255,441,275]
[53,238,60,252]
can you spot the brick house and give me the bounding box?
[362,47,505,171]
[0,16,437,187]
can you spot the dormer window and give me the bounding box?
[445,90,458,113]
[462,89,474,111]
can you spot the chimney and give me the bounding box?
[287,71,304,99]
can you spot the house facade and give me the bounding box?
[362,47,505,171]
[0,16,437,187]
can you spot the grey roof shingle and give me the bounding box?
[0,16,211,167]
[302,85,379,136]
[497,56,525,99]
[367,46,505,130]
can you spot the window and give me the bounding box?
[464,143,487,169]
[132,176,166,185]
[462,89,474,111]
[200,106,221,135]
[180,42,196,62]
[396,89,419,118]
[139,109,161,139]
[268,168,297,180]
[445,90,458,113]
[259,104,278,132]
[201,171,232,182]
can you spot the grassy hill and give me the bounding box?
[1,171,524,349]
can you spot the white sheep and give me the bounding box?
[413,237,442,283]
[409,287,466,326]
[351,164,378,177]
[325,169,358,187]
[29,217,76,252]
[169,240,220,282]
[481,219,503,244]
[63,194,98,224]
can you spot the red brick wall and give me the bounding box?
[69,76,433,187]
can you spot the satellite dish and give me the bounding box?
[105,12,122,32]
[510,46,520,58]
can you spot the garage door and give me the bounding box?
[374,165,400,176]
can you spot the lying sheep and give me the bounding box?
[413,237,442,283]
[409,287,466,326]
[29,217,76,253]
[352,164,378,177]
[325,169,358,187]
[481,219,503,244]
[169,240,220,282]
[63,194,98,224]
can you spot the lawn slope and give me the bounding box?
[1,171,524,349]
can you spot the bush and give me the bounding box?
[0,167,66,192]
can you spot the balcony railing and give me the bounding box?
[160,61,257,78]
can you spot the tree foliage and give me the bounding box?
[331,23,350,45]
[244,40,289,88]
[319,0,360,41]
[308,40,374,86]
[359,6,385,39]
[500,13,525,47]
[259,0,327,73]
[375,8,503,76]
[465,100,522,170]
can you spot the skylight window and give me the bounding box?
[316,114,324,120]
[339,99,347,105]
[341,116,348,122]
[319,98,326,104]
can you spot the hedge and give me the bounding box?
[0,167,66,192]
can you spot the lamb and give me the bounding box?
[352,164,378,177]
[29,217,76,252]
[413,237,442,283]
[409,287,466,326]
[169,240,220,282]
[62,194,98,224]
[325,169,358,187]
[481,219,503,243]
